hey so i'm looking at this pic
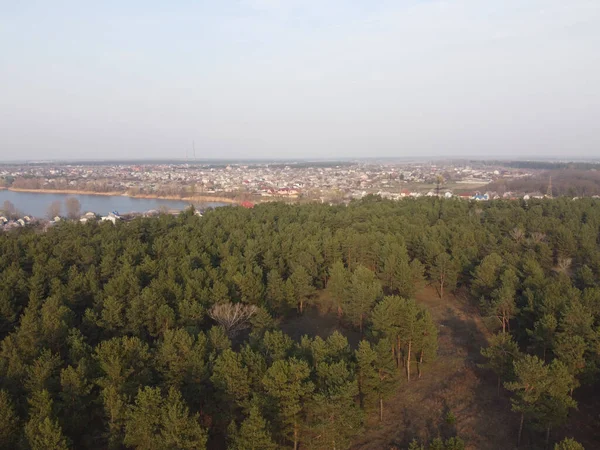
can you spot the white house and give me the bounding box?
[80,212,97,223]
[101,215,117,224]
[101,212,120,224]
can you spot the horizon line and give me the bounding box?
[2,156,600,165]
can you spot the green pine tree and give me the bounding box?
[408,439,425,450]
[429,253,457,300]
[554,437,585,450]
[124,386,207,450]
[345,265,381,333]
[480,332,520,395]
[305,360,363,449]
[356,339,397,420]
[0,390,18,450]
[262,358,314,450]
[228,404,277,450]
[327,260,349,318]
[25,389,69,450]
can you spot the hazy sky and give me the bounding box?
[1,0,599,161]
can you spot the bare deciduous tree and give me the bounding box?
[530,232,546,243]
[65,197,81,219]
[510,227,525,243]
[208,302,258,337]
[2,200,16,218]
[556,257,572,274]
[47,200,62,220]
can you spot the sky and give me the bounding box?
[0,0,599,161]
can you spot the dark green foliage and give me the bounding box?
[262,358,314,449]
[326,260,348,317]
[480,332,521,393]
[428,438,445,450]
[344,265,381,332]
[371,296,436,380]
[124,386,207,449]
[429,253,457,300]
[24,389,69,450]
[59,364,93,445]
[155,328,208,405]
[305,361,362,449]
[444,436,465,450]
[555,437,585,450]
[527,314,558,361]
[356,339,397,420]
[227,404,276,450]
[1,197,599,448]
[288,266,315,314]
[408,439,425,450]
[211,348,251,417]
[406,437,466,450]
[0,390,18,449]
[27,417,69,450]
[380,244,423,298]
[505,355,577,446]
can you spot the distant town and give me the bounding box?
[2,159,600,232]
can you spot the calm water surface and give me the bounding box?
[0,190,225,217]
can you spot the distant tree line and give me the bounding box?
[495,161,600,171]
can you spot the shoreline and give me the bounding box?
[6,187,238,204]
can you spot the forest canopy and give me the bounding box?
[0,196,597,449]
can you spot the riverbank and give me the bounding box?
[7,187,238,204]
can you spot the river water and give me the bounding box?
[0,190,226,218]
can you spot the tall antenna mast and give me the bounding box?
[435,175,443,197]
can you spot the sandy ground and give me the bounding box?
[349,286,518,450]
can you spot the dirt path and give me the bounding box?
[351,286,517,450]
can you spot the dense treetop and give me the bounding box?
[0,196,597,449]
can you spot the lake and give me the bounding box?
[0,190,226,218]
